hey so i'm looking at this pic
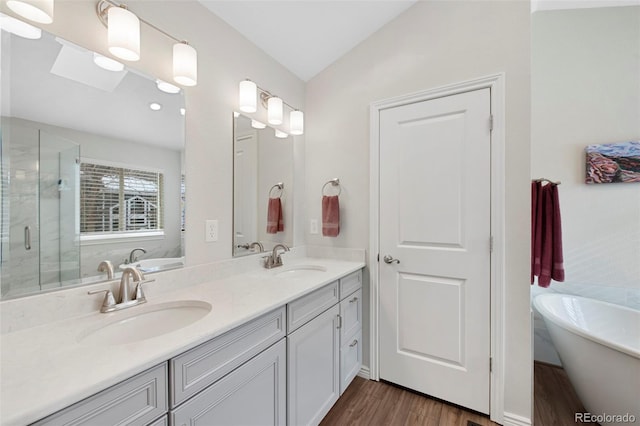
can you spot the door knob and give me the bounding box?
[383,255,400,264]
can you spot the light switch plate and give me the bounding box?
[310,219,318,234]
[205,220,218,242]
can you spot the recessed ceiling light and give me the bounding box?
[251,120,266,129]
[93,53,124,72]
[0,13,42,39]
[149,102,162,111]
[156,79,181,94]
[180,108,186,116]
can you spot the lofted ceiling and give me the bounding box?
[198,0,418,82]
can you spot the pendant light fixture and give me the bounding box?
[239,80,257,113]
[267,96,283,125]
[107,5,140,61]
[173,41,197,87]
[289,110,304,136]
[6,0,53,24]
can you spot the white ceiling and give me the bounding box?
[199,0,418,82]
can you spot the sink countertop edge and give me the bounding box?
[0,258,365,426]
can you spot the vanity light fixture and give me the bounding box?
[251,119,266,129]
[156,79,181,94]
[107,5,140,61]
[0,13,42,39]
[274,129,288,139]
[93,52,124,72]
[239,80,257,113]
[97,0,198,86]
[238,79,304,135]
[267,96,283,125]
[289,110,304,135]
[149,102,162,111]
[6,0,53,24]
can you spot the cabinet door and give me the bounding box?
[288,305,340,426]
[340,289,362,342]
[170,339,286,426]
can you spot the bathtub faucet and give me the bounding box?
[128,247,147,264]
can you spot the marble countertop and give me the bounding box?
[0,257,364,425]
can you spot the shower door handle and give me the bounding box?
[24,226,32,250]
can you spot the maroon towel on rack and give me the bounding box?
[532,182,565,287]
[531,181,541,284]
[322,195,340,237]
[266,198,283,234]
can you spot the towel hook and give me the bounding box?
[322,178,341,196]
[269,182,284,198]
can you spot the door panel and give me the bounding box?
[379,88,491,414]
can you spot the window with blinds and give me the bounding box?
[80,162,164,235]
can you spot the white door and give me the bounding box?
[233,133,258,253]
[378,88,492,414]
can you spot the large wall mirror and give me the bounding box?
[1,28,185,299]
[233,114,293,257]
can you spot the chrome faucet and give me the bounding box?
[128,247,147,264]
[249,242,264,252]
[88,267,152,313]
[263,244,289,269]
[97,260,114,280]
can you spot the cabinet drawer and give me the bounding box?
[340,329,362,395]
[287,281,339,333]
[339,270,362,299]
[170,339,286,426]
[33,363,168,426]
[169,307,285,408]
[340,289,362,341]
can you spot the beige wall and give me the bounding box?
[0,0,306,266]
[304,1,532,421]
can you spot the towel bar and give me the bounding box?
[269,182,284,198]
[322,178,341,196]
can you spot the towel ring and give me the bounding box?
[322,178,341,196]
[269,182,284,198]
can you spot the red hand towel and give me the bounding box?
[266,198,283,234]
[322,195,340,237]
[532,182,545,281]
[550,184,565,282]
[531,181,541,284]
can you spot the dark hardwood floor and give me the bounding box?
[320,363,596,425]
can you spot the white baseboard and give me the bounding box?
[503,412,532,426]
[357,366,371,380]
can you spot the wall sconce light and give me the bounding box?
[251,119,266,129]
[0,12,42,39]
[267,96,283,125]
[93,52,124,71]
[238,79,304,135]
[97,0,197,86]
[6,0,53,24]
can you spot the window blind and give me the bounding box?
[80,162,164,235]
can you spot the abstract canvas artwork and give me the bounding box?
[585,141,640,184]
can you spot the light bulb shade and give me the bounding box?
[108,6,140,61]
[239,80,257,113]
[173,42,197,86]
[251,119,266,129]
[267,96,283,125]
[274,129,288,139]
[290,110,304,135]
[93,53,124,72]
[156,79,181,94]
[6,0,53,24]
[0,13,42,39]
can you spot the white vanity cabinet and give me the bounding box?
[287,269,363,426]
[32,363,168,426]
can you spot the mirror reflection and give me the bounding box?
[1,28,185,299]
[233,114,293,257]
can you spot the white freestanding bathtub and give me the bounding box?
[534,293,640,426]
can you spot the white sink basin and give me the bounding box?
[275,265,327,279]
[78,300,211,345]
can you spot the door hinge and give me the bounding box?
[490,236,494,252]
[490,357,493,372]
[489,115,494,132]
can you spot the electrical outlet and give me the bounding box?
[205,220,218,242]
[310,219,318,234]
